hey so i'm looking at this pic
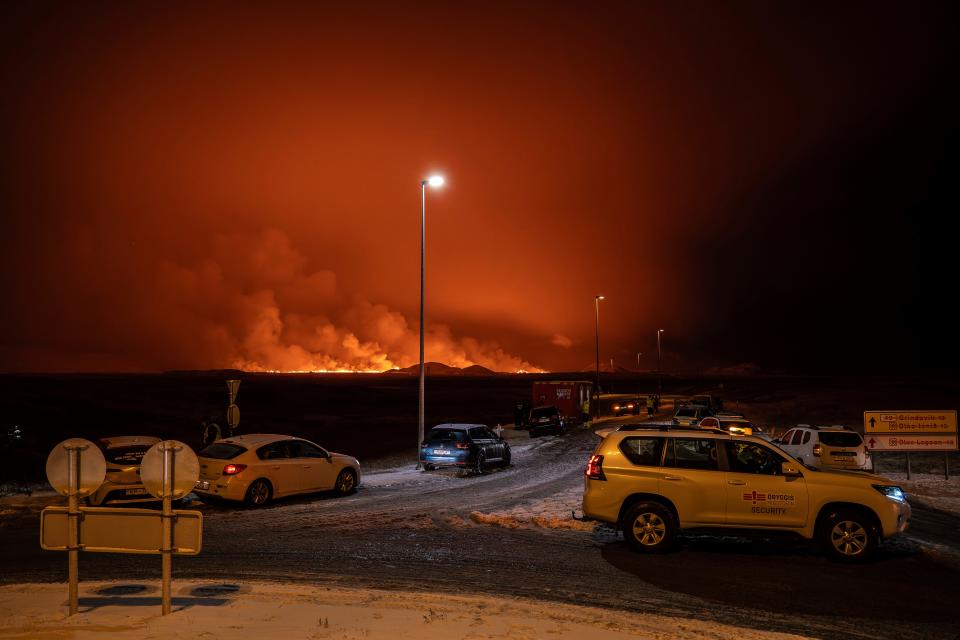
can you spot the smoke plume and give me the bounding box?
[152,229,541,373]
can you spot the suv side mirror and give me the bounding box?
[781,462,802,476]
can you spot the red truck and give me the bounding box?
[531,380,593,426]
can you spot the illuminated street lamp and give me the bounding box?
[657,329,665,404]
[417,174,444,469]
[594,295,604,414]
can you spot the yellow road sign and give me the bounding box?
[864,433,958,452]
[864,411,957,434]
[41,506,202,555]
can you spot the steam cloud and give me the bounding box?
[154,229,541,373]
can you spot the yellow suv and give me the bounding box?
[582,428,910,562]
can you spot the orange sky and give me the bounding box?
[0,2,954,373]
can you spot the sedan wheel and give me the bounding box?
[245,479,272,507]
[335,468,357,495]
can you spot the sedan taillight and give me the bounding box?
[455,442,470,449]
[222,463,247,475]
[586,454,606,480]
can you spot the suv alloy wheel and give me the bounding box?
[819,508,878,562]
[622,502,676,553]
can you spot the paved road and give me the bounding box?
[2,424,958,639]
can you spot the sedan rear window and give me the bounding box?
[198,442,247,459]
[818,432,863,447]
[675,408,696,418]
[101,445,152,465]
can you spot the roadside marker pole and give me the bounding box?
[906,453,911,480]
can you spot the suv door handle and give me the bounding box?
[662,475,681,481]
[727,479,746,485]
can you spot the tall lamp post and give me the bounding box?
[657,328,664,405]
[636,351,642,407]
[418,174,444,469]
[594,295,604,415]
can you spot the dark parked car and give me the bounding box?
[527,406,567,437]
[612,399,640,416]
[419,424,511,473]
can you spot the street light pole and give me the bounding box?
[594,295,604,415]
[418,175,444,469]
[657,329,664,405]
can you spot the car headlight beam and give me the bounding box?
[872,484,906,502]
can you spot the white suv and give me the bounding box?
[582,428,909,561]
[775,425,871,471]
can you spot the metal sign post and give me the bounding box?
[66,445,80,616]
[140,439,200,616]
[161,442,175,615]
[226,379,241,437]
[44,438,107,617]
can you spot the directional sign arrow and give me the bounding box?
[868,437,877,448]
[869,417,876,429]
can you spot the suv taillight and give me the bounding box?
[586,454,606,480]
[812,444,821,457]
[455,442,470,449]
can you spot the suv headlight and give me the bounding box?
[873,485,906,502]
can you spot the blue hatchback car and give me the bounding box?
[419,424,511,473]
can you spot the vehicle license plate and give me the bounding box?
[195,480,210,490]
[125,488,147,496]
[433,449,451,455]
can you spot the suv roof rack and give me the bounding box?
[617,423,725,434]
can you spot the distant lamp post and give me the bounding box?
[636,352,642,370]
[417,174,444,469]
[657,329,665,403]
[594,295,605,412]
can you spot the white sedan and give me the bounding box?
[194,434,361,507]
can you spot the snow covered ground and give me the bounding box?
[0,581,812,640]
[884,472,960,515]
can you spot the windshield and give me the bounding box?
[426,429,466,443]
[102,445,152,465]
[198,442,247,460]
[819,431,863,447]
[530,407,558,419]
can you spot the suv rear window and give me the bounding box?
[198,442,247,460]
[818,431,863,447]
[664,438,719,471]
[426,429,466,443]
[619,437,664,466]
